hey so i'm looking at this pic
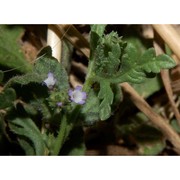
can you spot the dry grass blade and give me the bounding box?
[55,24,90,58]
[153,32,180,126]
[152,24,180,61]
[69,74,83,88]
[161,69,180,125]
[121,82,180,154]
[47,25,62,62]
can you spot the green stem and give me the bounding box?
[52,58,95,155]
[83,60,95,92]
[52,114,67,155]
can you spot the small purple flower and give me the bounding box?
[56,102,63,107]
[43,72,56,89]
[68,86,87,105]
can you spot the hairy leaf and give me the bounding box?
[93,32,126,78]
[91,25,106,37]
[0,88,16,109]
[90,24,106,52]
[111,43,176,83]
[0,25,32,73]
[9,118,46,155]
[98,81,114,120]
[35,46,69,91]
[5,73,44,88]
[133,75,163,98]
[81,88,100,125]
[5,46,69,91]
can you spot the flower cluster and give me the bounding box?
[43,73,87,105]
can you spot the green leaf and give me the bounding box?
[139,142,165,155]
[133,75,163,98]
[22,103,38,116]
[0,25,32,73]
[9,117,46,155]
[35,46,69,91]
[92,32,126,78]
[0,88,16,109]
[98,81,114,120]
[5,73,44,88]
[42,133,56,155]
[81,88,100,125]
[18,137,35,155]
[5,46,69,91]
[30,99,52,120]
[90,25,106,37]
[122,26,152,55]
[90,25,106,53]
[111,43,176,84]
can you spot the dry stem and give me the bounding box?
[121,82,180,154]
[161,70,180,126]
[55,24,90,58]
[152,24,180,61]
[153,32,180,126]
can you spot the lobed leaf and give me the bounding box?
[81,88,100,125]
[111,43,176,84]
[98,81,114,120]
[93,32,126,78]
[9,117,46,155]
[90,25,106,53]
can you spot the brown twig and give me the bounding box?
[121,82,180,154]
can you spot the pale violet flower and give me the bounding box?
[68,86,87,104]
[56,102,63,107]
[43,72,56,89]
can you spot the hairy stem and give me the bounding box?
[52,114,67,155]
